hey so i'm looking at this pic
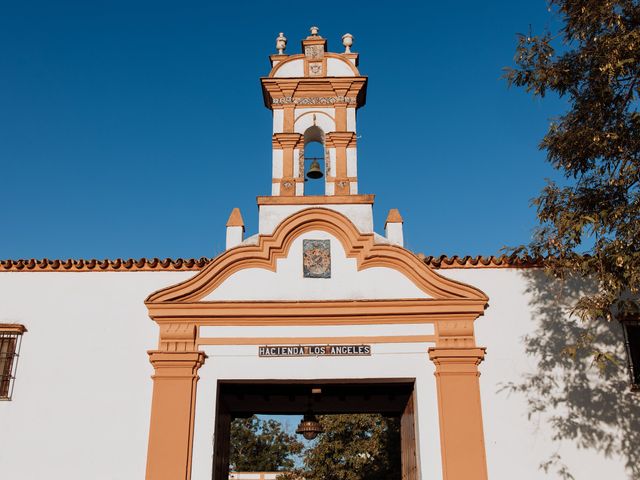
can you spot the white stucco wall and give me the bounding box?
[273,59,304,78]
[226,225,244,249]
[271,149,283,179]
[346,107,356,132]
[385,222,404,247]
[326,57,355,77]
[346,147,357,177]
[438,268,632,480]
[0,271,192,480]
[0,265,634,479]
[272,109,284,134]
[258,204,373,235]
[294,109,335,134]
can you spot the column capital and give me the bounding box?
[148,350,207,377]
[273,132,303,149]
[428,347,486,374]
[325,131,356,148]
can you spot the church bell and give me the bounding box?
[306,158,324,180]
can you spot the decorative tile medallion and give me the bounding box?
[303,239,331,278]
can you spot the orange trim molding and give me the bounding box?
[268,53,361,78]
[257,194,374,206]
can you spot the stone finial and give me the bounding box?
[226,208,245,250]
[385,209,403,225]
[385,209,404,247]
[342,33,354,53]
[276,32,287,54]
[226,208,244,228]
[310,26,320,36]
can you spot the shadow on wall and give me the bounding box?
[502,270,640,480]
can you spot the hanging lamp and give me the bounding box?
[296,412,324,440]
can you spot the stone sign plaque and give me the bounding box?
[259,345,371,357]
[303,239,331,278]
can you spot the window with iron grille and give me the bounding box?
[0,325,26,400]
[621,318,640,391]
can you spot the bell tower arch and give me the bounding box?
[262,27,366,197]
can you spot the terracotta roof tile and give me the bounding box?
[0,257,210,272]
[418,254,542,269]
[0,255,541,272]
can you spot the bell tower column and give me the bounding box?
[272,133,303,196]
[326,132,357,195]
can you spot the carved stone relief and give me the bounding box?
[304,44,324,60]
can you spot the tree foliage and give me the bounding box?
[504,1,640,350]
[280,414,401,480]
[229,415,303,472]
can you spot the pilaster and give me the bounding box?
[146,322,206,480]
[326,132,356,195]
[272,133,304,196]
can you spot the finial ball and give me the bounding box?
[310,26,319,36]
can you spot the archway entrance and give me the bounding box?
[144,208,490,480]
[213,380,418,480]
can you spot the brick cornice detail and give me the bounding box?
[261,77,367,109]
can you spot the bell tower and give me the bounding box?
[261,27,367,197]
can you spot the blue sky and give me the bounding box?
[0,0,567,260]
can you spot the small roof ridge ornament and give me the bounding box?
[309,26,320,37]
[275,32,287,54]
[342,33,354,53]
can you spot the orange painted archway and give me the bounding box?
[144,208,490,480]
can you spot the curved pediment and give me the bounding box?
[146,208,488,305]
[270,53,360,78]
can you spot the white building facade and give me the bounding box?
[0,27,636,480]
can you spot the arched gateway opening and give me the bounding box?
[214,380,416,480]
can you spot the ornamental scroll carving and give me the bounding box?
[272,96,356,105]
